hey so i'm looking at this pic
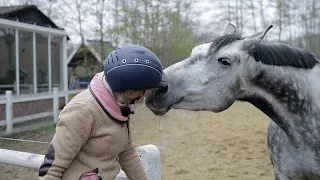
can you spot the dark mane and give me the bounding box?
[248,43,319,69]
[208,34,319,69]
[208,35,242,55]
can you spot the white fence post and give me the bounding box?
[5,90,13,134]
[137,144,161,180]
[53,87,58,124]
[115,144,161,180]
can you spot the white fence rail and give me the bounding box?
[1,88,83,134]
[0,144,161,180]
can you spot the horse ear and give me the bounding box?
[223,23,236,36]
[243,25,273,50]
[246,25,273,41]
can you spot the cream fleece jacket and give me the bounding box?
[39,74,147,180]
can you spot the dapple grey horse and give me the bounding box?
[144,23,320,180]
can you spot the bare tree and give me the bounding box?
[92,0,108,58]
[259,0,267,29]
[59,0,90,43]
[45,0,58,19]
[228,0,232,22]
[249,0,257,32]
[239,0,244,35]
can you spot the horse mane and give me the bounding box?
[208,34,319,69]
[249,43,319,69]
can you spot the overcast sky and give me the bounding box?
[1,0,284,43]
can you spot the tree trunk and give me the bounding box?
[228,0,231,22]
[278,0,283,42]
[250,0,257,32]
[259,0,266,28]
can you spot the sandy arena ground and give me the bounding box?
[0,101,273,180]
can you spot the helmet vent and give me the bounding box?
[134,58,139,62]
[115,50,119,61]
[145,60,150,63]
[134,50,145,54]
[110,53,113,63]
[122,59,127,63]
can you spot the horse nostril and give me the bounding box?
[155,85,169,97]
[147,99,152,104]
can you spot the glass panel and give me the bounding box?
[51,36,62,91]
[19,31,34,94]
[0,27,16,95]
[36,33,49,93]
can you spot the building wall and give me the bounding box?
[0,97,65,121]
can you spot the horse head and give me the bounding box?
[145,23,273,115]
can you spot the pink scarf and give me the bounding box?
[89,72,134,122]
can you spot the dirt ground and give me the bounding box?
[0,101,273,180]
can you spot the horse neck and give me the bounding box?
[240,63,320,144]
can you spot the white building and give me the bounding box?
[0,5,69,124]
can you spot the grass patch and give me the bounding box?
[3,124,55,138]
[68,94,76,101]
[37,125,56,133]
[0,124,55,146]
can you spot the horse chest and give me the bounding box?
[268,120,320,179]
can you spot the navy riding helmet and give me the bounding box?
[104,44,167,92]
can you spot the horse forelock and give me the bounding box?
[208,34,242,56]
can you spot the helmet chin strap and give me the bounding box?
[116,92,144,117]
[120,106,132,117]
[130,90,146,104]
[116,97,132,117]
[116,90,146,105]
[128,97,141,104]
[114,89,146,116]
[119,98,138,117]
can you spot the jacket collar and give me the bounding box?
[89,72,134,123]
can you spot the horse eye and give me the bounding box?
[218,58,231,66]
